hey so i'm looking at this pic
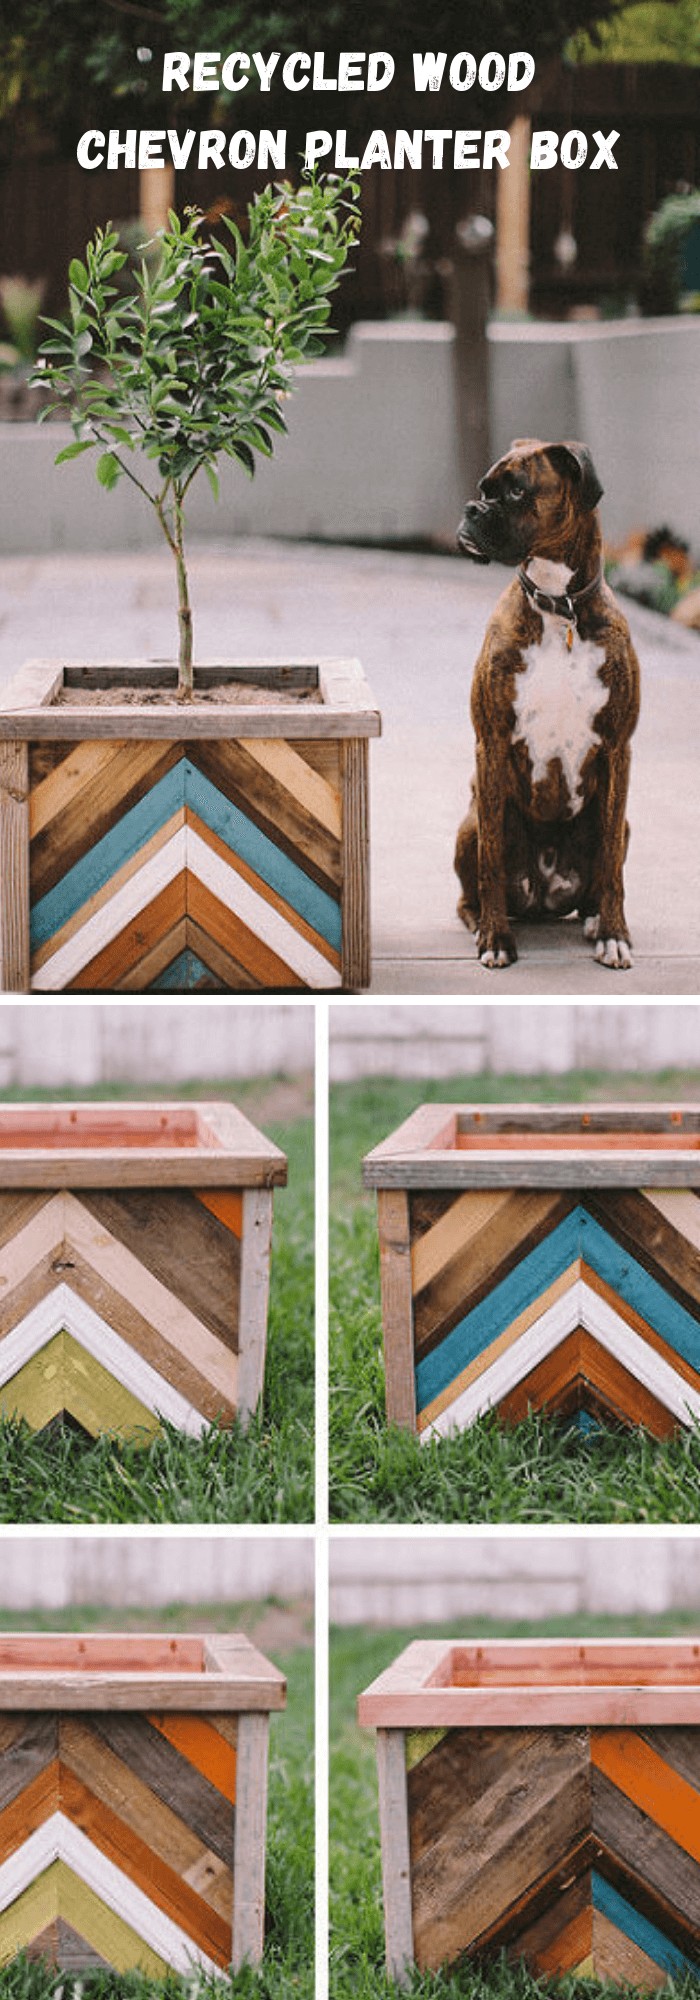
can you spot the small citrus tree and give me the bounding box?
[34,174,360,695]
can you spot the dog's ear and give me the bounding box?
[546,441,604,511]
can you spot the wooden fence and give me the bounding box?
[329,1003,700,1081]
[0,1535,313,1608]
[1,65,697,328]
[330,1536,700,1625]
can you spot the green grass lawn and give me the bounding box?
[330,1611,700,2000]
[0,1078,313,1525]
[0,1600,313,2000]
[329,1070,700,1525]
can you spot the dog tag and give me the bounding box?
[566,625,574,652]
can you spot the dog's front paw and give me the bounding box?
[594,935,632,970]
[478,924,517,970]
[457,896,479,934]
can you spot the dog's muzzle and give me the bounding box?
[457,499,495,564]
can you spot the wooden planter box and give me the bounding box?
[0,1100,287,1439]
[359,1637,700,1988]
[0,1631,285,1975]
[0,658,381,993]
[362,1104,700,1440]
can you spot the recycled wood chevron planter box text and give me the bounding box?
[359,1637,700,1989]
[0,1101,287,1438]
[0,658,381,992]
[0,1631,285,1975]
[362,1104,700,1438]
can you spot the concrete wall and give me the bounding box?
[330,1535,700,1626]
[0,321,464,555]
[0,1001,313,1088]
[0,1535,313,1610]
[329,1001,700,1081]
[489,316,700,546]
[1,314,695,553]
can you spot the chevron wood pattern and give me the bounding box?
[365,1107,700,1437]
[413,1193,700,1437]
[0,1632,285,1976]
[28,741,344,991]
[360,1643,700,1991]
[0,1186,246,1438]
[402,1722,700,1985]
[0,1102,285,1440]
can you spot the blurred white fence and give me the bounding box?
[0,1003,313,1088]
[0,1536,313,1610]
[330,1536,700,1625]
[330,1003,700,1081]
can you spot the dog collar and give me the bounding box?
[517,563,603,626]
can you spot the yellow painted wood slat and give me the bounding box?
[0,1331,160,1439]
[0,1861,169,1976]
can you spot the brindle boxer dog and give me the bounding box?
[454,438,640,969]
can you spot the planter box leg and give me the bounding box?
[377,1191,417,1430]
[341,739,370,990]
[238,1188,275,1426]
[232,1711,271,1968]
[377,1729,413,1986]
[0,743,29,992]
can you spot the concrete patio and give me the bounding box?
[0,537,697,995]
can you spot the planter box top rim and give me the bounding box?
[362,1101,700,1189]
[0,1100,287,1189]
[358,1638,700,1727]
[0,1632,286,1710]
[0,658,381,741]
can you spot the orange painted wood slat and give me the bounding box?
[146,1715,237,1802]
[591,1731,700,1866]
[196,1191,243,1239]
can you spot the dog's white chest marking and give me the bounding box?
[512,613,608,810]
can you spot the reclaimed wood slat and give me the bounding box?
[376,1730,414,1984]
[0,741,29,992]
[377,1191,416,1430]
[237,1190,274,1425]
[231,1712,269,1969]
[77,1189,241,1351]
[341,737,370,989]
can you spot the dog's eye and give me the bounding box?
[508,485,527,504]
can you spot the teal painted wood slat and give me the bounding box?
[415,1207,700,1412]
[30,759,341,951]
[592,1873,699,1977]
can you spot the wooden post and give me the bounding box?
[377,1189,416,1430]
[0,742,29,992]
[232,1711,271,1968]
[450,218,493,499]
[496,116,532,314]
[237,1187,275,1425]
[139,164,176,235]
[376,1729,413,1985]
[341,737,370,990]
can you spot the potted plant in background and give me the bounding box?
[0,174,380,993]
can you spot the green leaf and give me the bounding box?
[68,258,88,293]
[204,464,219,502]
[54,439,94,464]
[231,442,256,478]
[96,452,121,490]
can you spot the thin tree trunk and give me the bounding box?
[173,497,194,696]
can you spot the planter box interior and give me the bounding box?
[360,1637,700,1988]
[0,1100,287,1439]
[362,1104,700,1439]
[0,657,380,993]
[0,1630,285,1975]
